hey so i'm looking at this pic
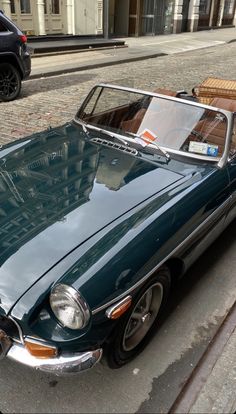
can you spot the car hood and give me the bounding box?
[0,122,186,314]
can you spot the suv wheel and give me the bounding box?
[0,63,21,102]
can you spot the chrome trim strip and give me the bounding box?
[161,146,220,163]
[96,83,233,115]
[92,197,231,315]
[8,316,24,344]
[218,111,234,168]
[24,335,48,344]
[106,296,132,319]
[7,343,102,375]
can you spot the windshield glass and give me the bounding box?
[77,86,228,159]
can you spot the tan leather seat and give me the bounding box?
[120,89,176,134]
[193,118,226,155]
[192,97,236,156]
[120,108,146,134]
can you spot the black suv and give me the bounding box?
[0,10,31,101]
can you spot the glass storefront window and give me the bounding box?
[199,0,211,15]
[10,0,16,14]
[44,1,60,15]
[224,0,234,15]
[142,0,155,15]
[20,0,31,14]
[141,17,154,33]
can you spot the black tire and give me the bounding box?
[0,63,21,102]
[105,265,171,368]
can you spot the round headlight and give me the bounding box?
[50,284,90,330]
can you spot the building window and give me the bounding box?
[10,0,16,14]
[224,0,235,15]
[44,0,60,15]
[142,0,155,15]
[52,0,60,14]
[20,0,31,14]
[199,0,211,15]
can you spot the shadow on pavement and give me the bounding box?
[21,72,96,97]
[161,218,236,324]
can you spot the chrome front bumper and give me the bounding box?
[7,343,103,375]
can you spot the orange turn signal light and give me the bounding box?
[25,340,57,359]
[106,296,132,320]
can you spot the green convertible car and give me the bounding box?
[0,84,236,374]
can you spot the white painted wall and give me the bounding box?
[0,0,11,17]
[74,0,99,35]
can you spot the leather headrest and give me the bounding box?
[210,97,236,112]
[153,88,176,97]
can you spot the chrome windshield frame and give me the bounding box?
[75,83,234,168]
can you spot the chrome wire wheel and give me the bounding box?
[122,282,163,352]
[0,63,21,102]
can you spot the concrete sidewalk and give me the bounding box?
[29,27,236,79]
[28,36,126,55]
[171,301,236,414]
[190,327,236,413]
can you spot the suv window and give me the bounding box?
[0,21,8,32]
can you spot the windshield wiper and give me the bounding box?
[81,122,129,147]
[124,131,171,161]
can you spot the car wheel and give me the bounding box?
[105,265,171,368]
[0,63,22,102]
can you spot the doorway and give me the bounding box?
[141,0,167,35]
[9,0,36,34]
[44,0,62,34]
[198,0,212,28]
[181,0,190,31]
[128,0,140,36]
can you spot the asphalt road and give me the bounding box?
[0,43,236,413]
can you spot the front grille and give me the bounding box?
[0,316,21,342]
[91,138,138,156]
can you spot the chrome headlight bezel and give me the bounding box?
[49,284,90,330]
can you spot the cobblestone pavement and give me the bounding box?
[1,42,236,146]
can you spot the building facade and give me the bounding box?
[198,0,236,29]
[0,0,103,35]
[0,0,235,36]
[106,0,236,36]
